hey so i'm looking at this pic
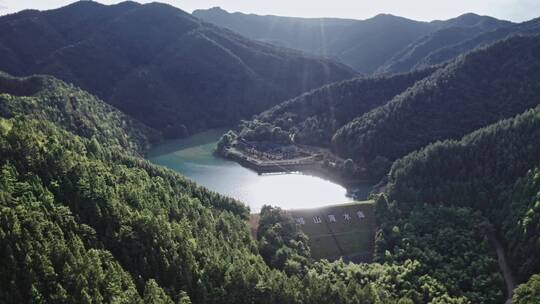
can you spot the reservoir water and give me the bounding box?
[147,129,369,212]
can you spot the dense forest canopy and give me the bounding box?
[0,72,158,154]
[332,34,540,174]
[0,1,354,138]
[1,1,540,303]
[384,104,540,287]
[0,72,489,304]
[237,67,436,147]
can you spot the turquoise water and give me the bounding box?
[147,129,359,213]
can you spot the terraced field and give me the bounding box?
[288,201,375,262]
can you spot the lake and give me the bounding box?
[147,129,371,213]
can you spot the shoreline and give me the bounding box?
[217,146,373,192]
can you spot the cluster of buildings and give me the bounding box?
[237,140,306,161]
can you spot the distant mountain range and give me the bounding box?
[0,1,354,138]
[194,7,358,56]
[194,8,528,74]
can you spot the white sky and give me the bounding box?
[0,0,539,22]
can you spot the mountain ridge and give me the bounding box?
[0,1,355,137]
[194,8,514,74]
[332,34,540,171]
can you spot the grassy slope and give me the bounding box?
[289,201,375,260]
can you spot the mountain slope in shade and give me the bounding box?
[195,8,437,73]
[193,7,357,54]
[416,17,540,69]
[193,8,439,74]
[194,9,513,75]
[0,1,355,137]
[378,13,513,74]
[325,14,436,74]
[240,67,437,147]
[332,35,540,170]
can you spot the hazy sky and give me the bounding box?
[0,0,539,22]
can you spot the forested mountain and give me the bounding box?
[238,67,436,147]
[376,103,540,299]
[387,105,540,211]
[414,17,540,71]
[378,14,513,74]
[233,34,540,180]
[195,8,512,74]
[332,34,540,173]
[195,8,436,74]
[2,2,540,303]
[0,1,354,138]
[192,7,357,54]
[0,71,489,303]
[0,71,158,154]
[318,14,435,74]
[385,105,540,280]
[0,83,521,303]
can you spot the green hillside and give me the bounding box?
[0,72,158,154]
[0,71,482,303]
[419,17,540,69]
[369,105,540,304]
[2,2,540,304]
[229,35,540,182]
[332,35,540,173]
[240,67,435,147]
[383,104,540,281]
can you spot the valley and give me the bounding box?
[1,1,540,304]
[146,129,376,261]
[146,129,373,212]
